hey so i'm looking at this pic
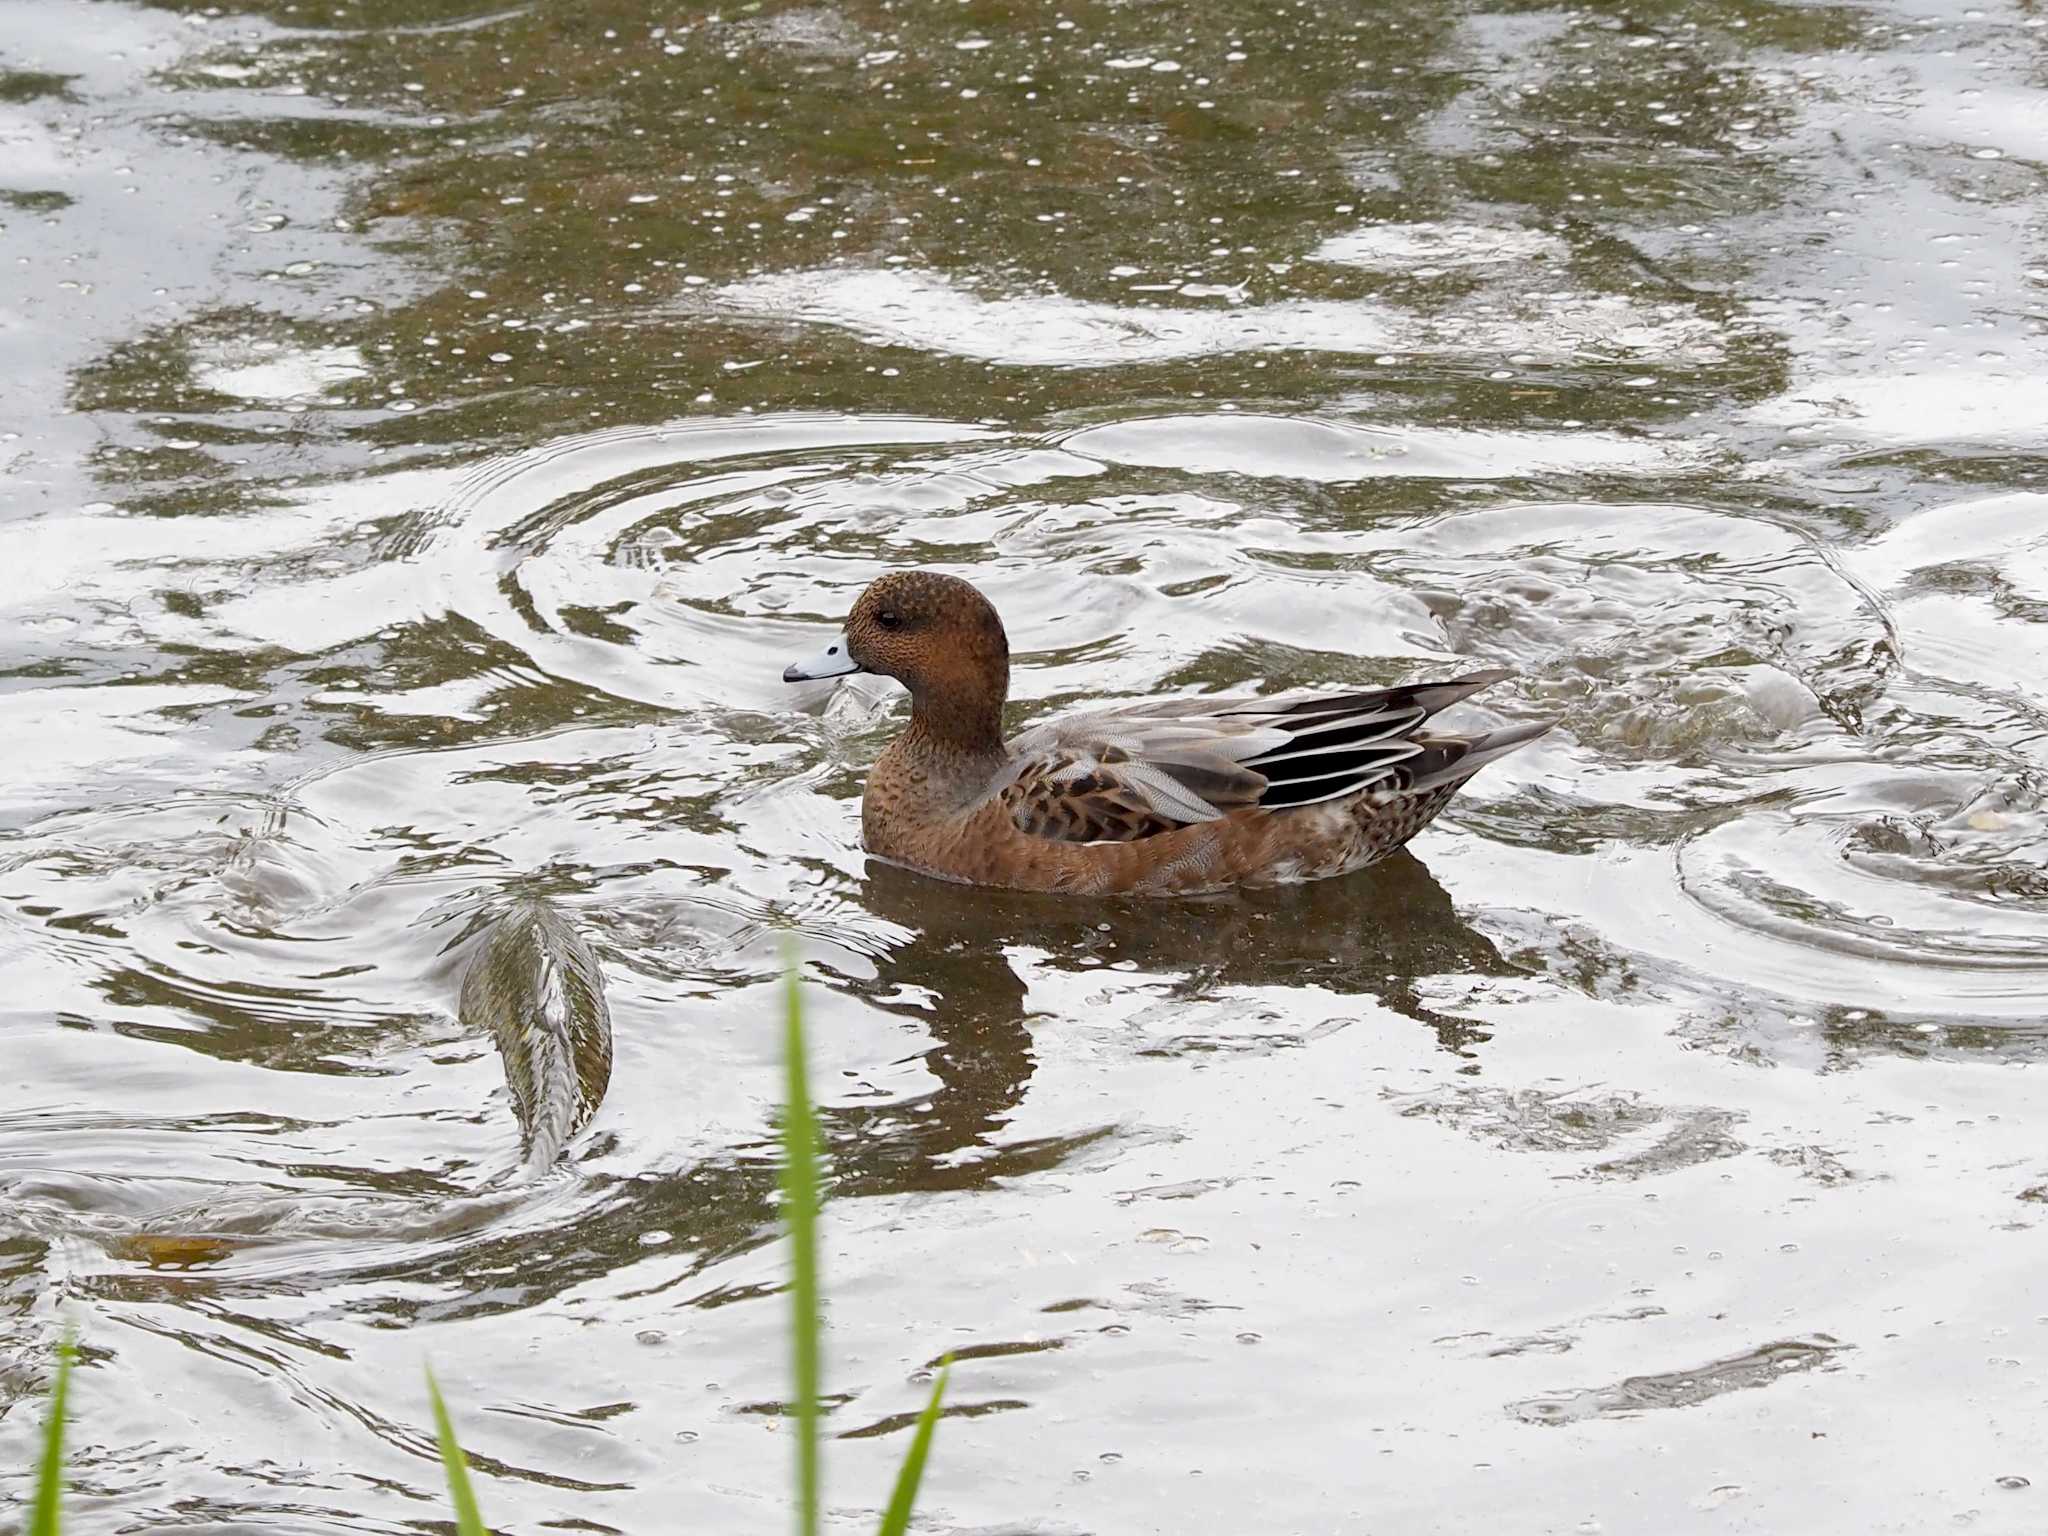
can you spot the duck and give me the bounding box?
[784,571,1549,896]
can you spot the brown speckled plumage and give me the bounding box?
[792,571,1550,896]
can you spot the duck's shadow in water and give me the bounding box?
[853,846,1514,1057]
[824,848,1519,1184]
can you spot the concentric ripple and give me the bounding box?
[5,407,2047,1534]
[34,408,2032,1043]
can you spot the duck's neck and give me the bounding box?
[868,693,1008,844]
[902,687,1007,773]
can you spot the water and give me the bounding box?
[3,0,2046,1529]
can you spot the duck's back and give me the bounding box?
[860,671,1548,896]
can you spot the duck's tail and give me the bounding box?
[1404,716,1554,793]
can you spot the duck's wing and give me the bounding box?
[1000,669,1531,844]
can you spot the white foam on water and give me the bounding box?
[1063,413,1690,481]
[1312,220,1566,269]
[1747,370,2048,445]
[192,342,368,402]
[1900,80,2048,161]
[709,267,1724,368]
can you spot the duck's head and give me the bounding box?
[784,570,1011,727]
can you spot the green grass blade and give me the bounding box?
[781,960,822,1536]
[425,1367,489,1536]
[875,1360,949,1536]
[30,1334,75,1536]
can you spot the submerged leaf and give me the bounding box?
[459,895,614,1172]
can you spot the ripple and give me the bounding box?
[20,409,2040,1056]
[1683,798,2048,970]
[0,401,2041,1536]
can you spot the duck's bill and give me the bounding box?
[783,634,863,683]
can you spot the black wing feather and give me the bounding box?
[1229,670,1535,810]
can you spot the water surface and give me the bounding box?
[3,0,2047,1530]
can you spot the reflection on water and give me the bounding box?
[858,849,1517,1055]
[3,0,2047,1529]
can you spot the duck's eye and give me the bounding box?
[876,610,902,631]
